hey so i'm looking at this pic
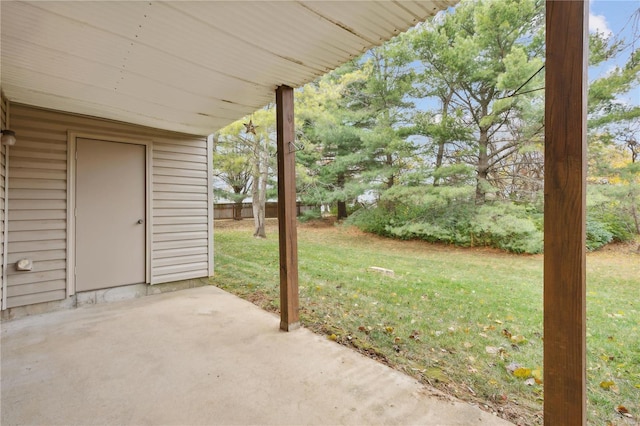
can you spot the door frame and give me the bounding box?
[67,132,152,297]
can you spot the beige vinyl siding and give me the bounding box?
[6,104,212,308]
[1,90,8,308]
[7,106,71,307]
[152,140,210,283]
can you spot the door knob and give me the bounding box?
[137,219,144,224]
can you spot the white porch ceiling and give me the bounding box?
[1,1,457,136]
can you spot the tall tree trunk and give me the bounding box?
[233,199,243,221]
[433,90,453,187]
[337,201,347,220]
[386,153,395,188]
[252,136,268,238]
[336,172,348,220]
[433,142,446,187]
[382,106,395,190]
[475,126,490,205]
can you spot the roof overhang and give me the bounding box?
[1,1,458,135]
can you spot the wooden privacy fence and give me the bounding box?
[214,202,313,220]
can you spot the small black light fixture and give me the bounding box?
[1,129,16,146]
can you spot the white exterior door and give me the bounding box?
[75,138,146,292]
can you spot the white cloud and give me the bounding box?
[589,12,612,36]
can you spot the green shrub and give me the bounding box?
[348,186,543,253]
[345,206,394,236]
[470,204,543,253]
[386,221,456,243]
[587,185,637,243]
[346,182,638,253]
[586,219,614,251]
[298,208,323,223]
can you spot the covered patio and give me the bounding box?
[2,1,590,424]
[1,285,510,425]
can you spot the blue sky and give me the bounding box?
[589,0,639,105]
[589,0,637,45]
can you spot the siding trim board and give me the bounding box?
[66,132,73,297]
[207,134,214,277]
[1,91,9,309]
[3,105,212,309]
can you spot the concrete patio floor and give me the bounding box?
[1,286,512,425]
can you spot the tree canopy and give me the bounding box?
[213,0,639,251]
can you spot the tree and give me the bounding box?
[296,65,370,219]
[586,11,640,241]
[354,35,418,193]
[409,93,474,188]
[411,0,545,204]
[212,133,252,220]
[214,107,275,237]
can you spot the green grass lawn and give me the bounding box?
[212,218,640,425]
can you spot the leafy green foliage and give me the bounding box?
[346,205,395,236]
[347,186,543,253]
[214,108,276,235]
[470,204,543,253]
[587,185,638,244]
[410,0,545,204]
[294,67,370,218]
[297,208,323,223]
[586,220,614,252]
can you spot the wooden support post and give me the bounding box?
[276,85,300,332]
[544,1,588,424]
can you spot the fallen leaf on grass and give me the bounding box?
[463,341,474,348]
[615,405,633,418]
[513,367,532,378]
[511,335,528,344]
[486,346,500,354]
[485,346,506,356]
[532,368,543,384]
[328,334,338,341]
[358,325,372,335]
[599,380,620,393]
[502,329,512,339]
